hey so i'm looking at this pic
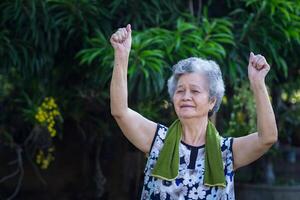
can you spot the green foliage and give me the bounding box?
[77,17,234,102]
[0,72,14,100]
[108,0,186,29]
[277,81,300,145]
[224,82,256,137]
[225,0,300,82]
[166,18,234,61]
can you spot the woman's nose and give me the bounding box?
[182,91,192,100]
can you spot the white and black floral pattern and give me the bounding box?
[141,124,235,200]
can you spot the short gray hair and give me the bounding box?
[167,57,225,116]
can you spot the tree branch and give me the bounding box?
[197,0,202,18]
[4,146,24,200]
[189,0,194,16]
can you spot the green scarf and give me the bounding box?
[151,119,226,188]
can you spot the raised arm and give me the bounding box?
[110,24,157,153]
[233,52,278,170]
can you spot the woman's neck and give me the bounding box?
[180,117,208,146]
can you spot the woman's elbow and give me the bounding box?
[263,129,278,147]
[268,134,278,146]
[111,110,123,118]
[110,107,128,119]
[271,125,278,143]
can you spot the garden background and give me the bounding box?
[1,0,300,199]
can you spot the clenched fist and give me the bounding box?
[110,24,132,56]
[248,52,270,85]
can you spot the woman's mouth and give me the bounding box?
[180,105,194,108]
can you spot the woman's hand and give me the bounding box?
[110,24,132,57]
[248,52,270,86]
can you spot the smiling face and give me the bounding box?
[173,73,216,119]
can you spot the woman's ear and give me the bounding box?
[209,97,217,110]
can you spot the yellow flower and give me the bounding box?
[41,159,49,169]
[50,130,57,137]
[42,102,47,108]
[34,97,62,169]
[48,122,54,128]
[36,154,42,164]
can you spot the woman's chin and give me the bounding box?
[177,111,208,119]
[178,113,196,119]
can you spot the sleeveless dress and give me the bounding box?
[141,124,235,200]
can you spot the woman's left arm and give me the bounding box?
[233,52,278,170]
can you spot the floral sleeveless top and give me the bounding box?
[141,124,235,200]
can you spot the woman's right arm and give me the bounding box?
[110,24,157,153]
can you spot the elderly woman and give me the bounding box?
[110,24,277,199]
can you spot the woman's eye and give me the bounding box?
[176,90,184,93]
[192,90,200,93]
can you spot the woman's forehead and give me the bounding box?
[177,73,208,88]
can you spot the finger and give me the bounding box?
[251,55,260,68]
[111,34,119,42]
[121,28,127,39]
[263,64,271,73]
[249,52,255,65]
[123,27,129,38]
[250,52,255,59]
[256,57,266,70]
[116,28,126,42]
[126,24,131,33]
[114,32,121,42]
[110,35,115,44]
[116,28,124,38]
[126,24,132,38]
[118,29,126,41]
[117,28,123,34]
[116,29,122,37]
[253,54,264,66]
[117,28,123,32]
[127,24,132,40]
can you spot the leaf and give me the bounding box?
[278,57,288,78]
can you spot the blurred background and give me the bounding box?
[0,0,300,199]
